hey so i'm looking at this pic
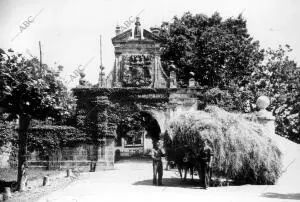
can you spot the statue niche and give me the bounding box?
[121,54,153,87]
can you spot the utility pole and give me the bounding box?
[100,35,102,68]
[39,41,42,77]
[99,35,105,87]
[98,35,106,153]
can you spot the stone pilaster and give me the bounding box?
[94,96,109,137]
[255,109,276,136]
[114,54,122,87]
[93,96,114,170]
[169,71,177,88]
[153,54,164,88]
[151,54,157,88]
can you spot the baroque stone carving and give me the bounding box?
[121,54,153,87]
[111,17,168,88]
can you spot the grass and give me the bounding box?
[0,168,62,182]
[166,105,282,185]
[0,167,62,192]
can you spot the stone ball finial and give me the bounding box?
[115,24,121,35]
[188,72,196,87]
[57,65,64,71]
[79,71,86,79]
[256,95,270,110]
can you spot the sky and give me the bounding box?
[0,0,299,88]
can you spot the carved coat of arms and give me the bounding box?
[121,54,153,87]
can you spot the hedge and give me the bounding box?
[27,125,90,155]
[0,124,90,156]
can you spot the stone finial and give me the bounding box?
[169,61,177,88]
[79,71,85,79]
[256,95,270,110]
[150,26,160,35]
[57,65,64,71]
[188,72,196,87]
[79,71,90,87]
[98,66,105,88]
[79,71,85,80]
[135,17,141,26]
[255,95,275,137]
[255,95,274,120]
[115,25,121,35]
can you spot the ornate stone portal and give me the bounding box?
[72,18,198,171]
[109,17,168,88]
[70,20,277,172]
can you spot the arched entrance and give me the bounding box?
[114,111,162,161]
[140,111,161,142]
[72,87,199,170]
[70,17,200,170]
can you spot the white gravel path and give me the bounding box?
[37,135,300,202]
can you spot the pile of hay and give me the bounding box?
[166,106,282,185]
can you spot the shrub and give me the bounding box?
[0,118,17,147]
[166,106,282,185]
[1,124,90,158]
[27,125,90,156]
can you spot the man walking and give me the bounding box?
[151,140,165,186]
[199,139,213,189]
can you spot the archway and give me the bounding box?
[139,111,161,143]
[113,111,162,161]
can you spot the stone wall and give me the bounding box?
[0,142,115,171]
[94,138,115,170]
[27,141,114,171]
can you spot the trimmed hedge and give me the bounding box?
[0,124,90,156]
[166,106,282,185]
[27,125,90,155]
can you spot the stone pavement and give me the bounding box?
[37,155,300,202]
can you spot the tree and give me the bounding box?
[159,12,264,88]
[158,12,299,143]
[0,49,70,191]
[246,45,300,142]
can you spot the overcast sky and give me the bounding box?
[0,0,299,88]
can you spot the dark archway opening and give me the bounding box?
[139,111,161,143]
[113,111,161,161]
[115,111,161,143]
